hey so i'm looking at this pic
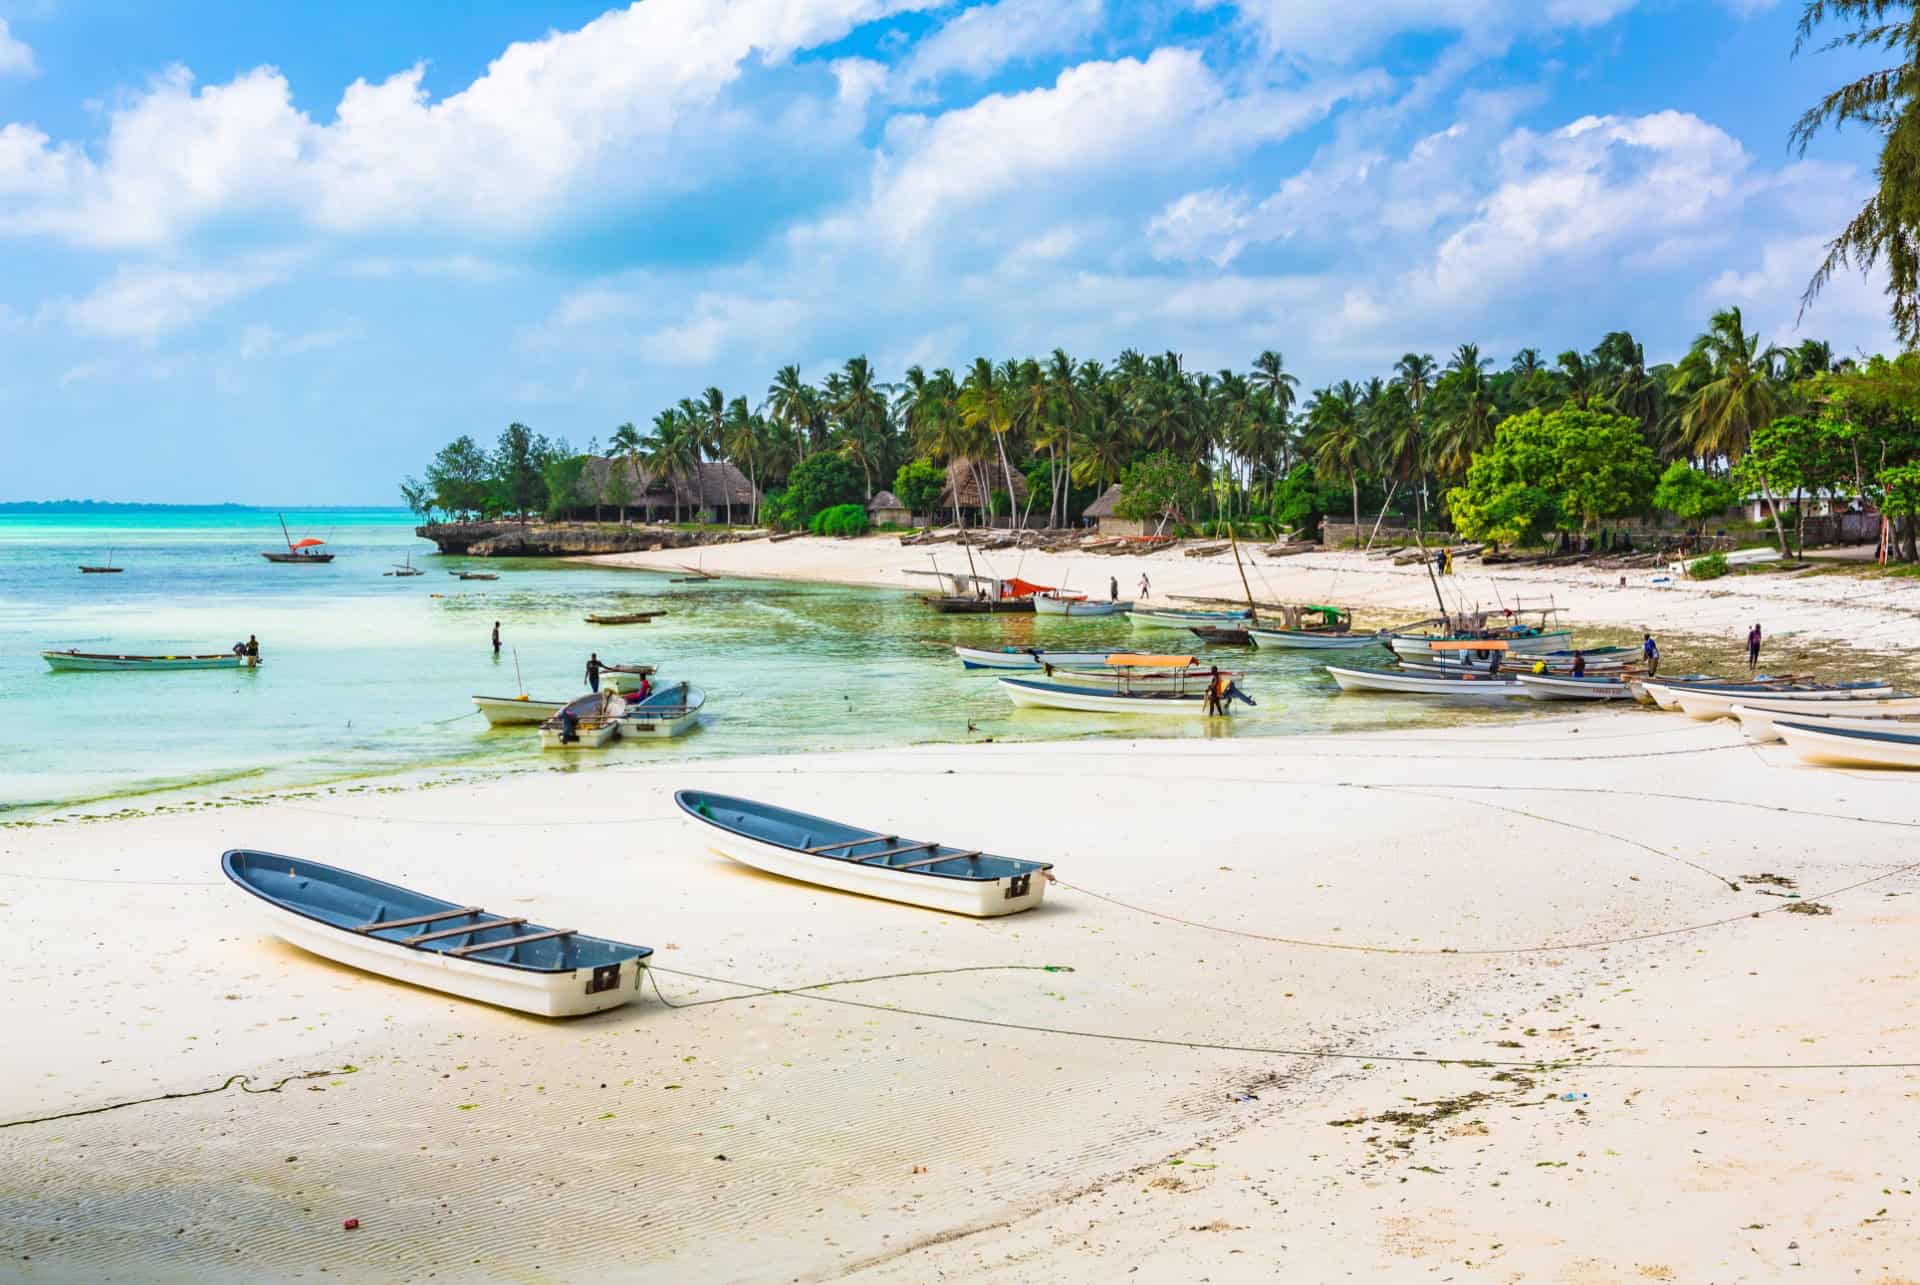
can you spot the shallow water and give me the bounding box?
[1,508,1538,819]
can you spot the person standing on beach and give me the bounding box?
[1139,573,1151,601]
[586,653,602,693]
[491,621,501,656]
[1747,623,1763,671]
[1643,633,1660,677]
[1109,576,1118,603]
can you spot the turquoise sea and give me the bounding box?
[0,506,1504,820]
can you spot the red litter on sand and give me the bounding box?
[342,1218,360,1231]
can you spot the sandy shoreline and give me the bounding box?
[4,704,1917,1281]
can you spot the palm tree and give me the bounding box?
[958,357,1019,523]
[1791,1,1920,344]
[722,397,762,524]
[1249,350,1299,447]
[1307,380,1368,538]
[767,366,819,458]
[643,409,696,523]
[831,356,891,499]
[1557,349,1600,409]
[1431,343,1498,476]
[1393,352,1437,531]
[608,421,643,522]
[1672,306,1785,461]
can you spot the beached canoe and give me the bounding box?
[1775,719,1920,770]
[1514,673,1637,701]
[1638,677,1841,710]
[1246,627,1383,650]
[616,681,705,738]
[1385,630,1573,660]
[1730,702,1920,743]
[1323,664,1524,701]
[473,694,566,726]
[953,647,1133,671]
[1033,593,1130,617]
[585,612,664,625]
[41,649,255,672]
[997,675,1247,716]
[222,849,652,1016]
[1127,607,1253,631]
[1668,681,1896,720]
[675,790,1052,916]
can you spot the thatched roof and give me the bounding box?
[866,490,905,512]
[1083,483,1124,518]
[582,456,759,508]
[939,458,1030,508]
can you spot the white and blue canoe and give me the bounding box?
[1128,607,1254,631]
[1323,663,1524,701]
[997,675,1251,716]
[222,850,651,1016]
[42,648,256,672]
[676,790,1052,916]
[954,646,1132,671]
[617,681,706,738]
[1247,627,1383,651]
[1775,719,1920,770]
[1513,673,1637,701]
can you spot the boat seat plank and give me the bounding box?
[851,841,939,862]
[406,916,526,945]
[888,849,980,871]
[448,928,576,957]
[358,906,482,933]
[806,834,892,853]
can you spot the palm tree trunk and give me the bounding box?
[994,432,1018,530]
[1350,473,1360,545]
[1759,481,1790,555]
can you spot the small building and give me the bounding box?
[580,457,761,524]
[938,458,1031,527]
[1083,483,1177,537]
[866,490,912,527]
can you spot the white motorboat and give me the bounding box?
[676,790,1052,917]
[473,693,567,726]
[1514,673,1636,701]
[1038,658,1236,692]
[599,663,658,695]
[539,691,626,748]
[1775,719,1920,769]
[1670,681,1897,721]
[1323,664,1524,702]
[1033,593,1130,617]
[616,681,706,739]
[1729,702,1920,743]
[997,675,1245,717]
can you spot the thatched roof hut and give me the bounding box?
[1083,483,1125,519]
[580,456,759,517]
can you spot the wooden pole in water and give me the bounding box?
[1227,523,1257,626]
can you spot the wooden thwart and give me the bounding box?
[407,916,527,945]
[852,841,939,863]
[889,850,980,871]
[806,833,891,853]
[359,906,481,933]
[449,928,576,957]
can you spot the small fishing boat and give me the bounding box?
[263,513,335,563]
[1514,673,1636,701]
[676,790,1052,916]
[1730,702,1920,743]
[1666,680,1896,720]
[472,694,567,726]
[222,849,651,1016]
[539,691,626,748]
[79,548,121,574]
[1127,607,1254,631]
[998,672,1252,716]
[670,562,718,583]
[1189,625,1252,645]
[1323,663,1523,701]
[616,680,705,738]
[1386,630,1573,660]
[385,554,424,577]
[954,646,1133,671]
[41,648,254,673]
[599,663,658,695]
[585,611,665,625]
[1033,592,1130,617]
[452,571,499,581]
[1247,627,1382,650]
[1040,657,1241,692]
[1775,719,1920,770]
[925,595,1037,614]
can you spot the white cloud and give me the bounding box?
[895,0,1104,94]
[43,265,279,341]
[1148,188,1252,266]
[1212,0,1637,60]
[0,0,936,248]
[0,19,34,78]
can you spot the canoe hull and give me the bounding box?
[998,676,1224,716]
[42,650,251,672]
[617,683,706,739]
[1247,629,1381,650]
[1033,595,1129,617]
[1671,684,1897,720]
[1730,704,1920,743]
[1514,674,1635,701]
[954,647,1123,671]
[1776,721,1920,770]
[1386,631,1572,660]
[541,720,619,748]
[1128,609,1252,631]
[1324,664,1523,701]
[473,695,564,726]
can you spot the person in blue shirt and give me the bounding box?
[1642,632,1659,677]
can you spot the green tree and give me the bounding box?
[782,450,865,527]
[604,463,633,522]
[808,503,870,537]
[1114,450,1204,533]
[1877,461,1920,560]
[1652,461,1739,538]
[1446,407,1657,546]
[492,423,551,523]
[1671,306,1784,460]
[1306,380,1369,537]
[398,476,434,523]
[893,458,946,525]
[425,435,492,520]
[540,445,586,521]
[1737,414,1850,554]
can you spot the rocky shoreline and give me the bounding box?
[415,519,768,556]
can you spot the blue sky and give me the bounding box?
[0,0,1896,503]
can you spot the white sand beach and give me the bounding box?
[4,693,1917,1281]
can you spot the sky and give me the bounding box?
[0,0,1900,503]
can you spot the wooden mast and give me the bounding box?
[1227,523,1256,626]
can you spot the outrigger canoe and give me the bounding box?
[41,649,256,672]
[222,850,651,1016]
[676,790,1052,916]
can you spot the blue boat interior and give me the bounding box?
[627,681,702,713]
[1777,720,1920,746]
[222,850,650,972]
[677,790,1048,881]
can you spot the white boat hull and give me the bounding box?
[953,647,1118,671]
[1776,722,1920,769]
[1033,595,1129,617]
[1387,632,1571,660]
[1128,610,1249,631]
[240,893,644,1017]
[1324,665,1524,701]
[42,650,255,672]
[998,677,1223,716]
[473,695,565,726]
[699,830,1049,917]
[1673,685,1896,721]
[1730,704,1920,743]
[1247,629,1381,650]
[1514,674,1634,700]
[618,710,701,739]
